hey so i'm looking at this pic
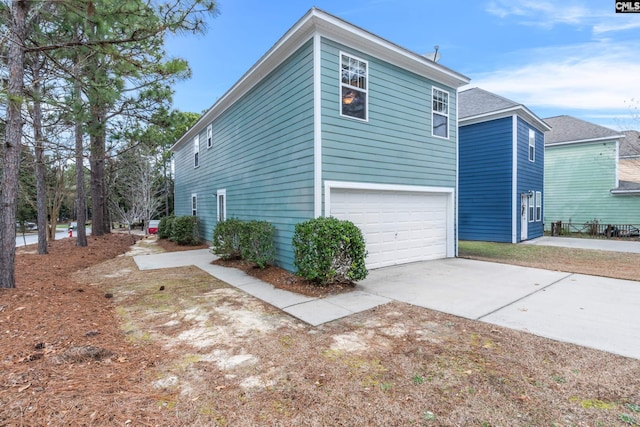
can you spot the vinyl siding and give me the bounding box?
[174,40,315,270]
[458,117,513,242]
[320,38,458,190]
[545,140,640,226]
[516,117,544,240]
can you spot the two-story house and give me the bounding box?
[171,8,470,271]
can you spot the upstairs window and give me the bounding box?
[432,87,449,138]
[207,124,213,149]
[194,135,200,168]
[529,129,536,162]
[340,53,368,121]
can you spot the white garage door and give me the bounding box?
[329,188,451,269]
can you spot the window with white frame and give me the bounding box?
[340,53,367,120]
[536,191,542,221]
[217,189,226,222]
[194,135,200,167]
[528,129,535,162]
[207,124,213,149]
[191,194,197,216]
[528,193,534,222]
[432,87,449,138]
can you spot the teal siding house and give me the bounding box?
[544,115,640,228]
[458,88,550,243]
[171,8,470,271]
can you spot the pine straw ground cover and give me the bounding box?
[0,234,638,426]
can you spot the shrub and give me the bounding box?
[157,215,174,239]
[212,219,276,268]
[212,218,244,260]
[292,217,368,286]
[240,220,276,269]
[170,216,200,245]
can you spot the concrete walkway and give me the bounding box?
[522,235,640,253]
[133,249,392,326]
[134,242,640,360]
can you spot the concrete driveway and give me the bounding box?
[359,258,640,360]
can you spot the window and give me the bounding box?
[528,129,535,162]
[535,191,542,221]
[217,189,226,222]
[207,124,213,149]
[191,194,197,216]
[340,53,367,120]
[432,87,449,138]
[194,135,200,167]
[528,193,534,223]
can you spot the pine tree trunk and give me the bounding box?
[90,131,106,236]
[32,58,48,255]
[73,73,88,247]
[0,0,29,288]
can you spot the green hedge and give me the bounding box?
[169,216,200,245]
[212,219,275,268]
[292,217,368,286]
[211,218,243,260]
[157,215,174,239]
[240,220,275,269]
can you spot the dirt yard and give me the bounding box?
[1,234,639,426]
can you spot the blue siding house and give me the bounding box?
[171,8,469,271]
[458,88,550,243]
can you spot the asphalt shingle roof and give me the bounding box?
[458,87,520,119]
[543,115,622,145]
[621,130,640,157]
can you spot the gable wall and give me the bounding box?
[545,140,640,226]
[516,117,544,240]
[319,38,458,190]
[173,40,315,270]
[458,116,513,242]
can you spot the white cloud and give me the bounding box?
[486,0,637,34]
[486,0,594,27]
[468,42,640,113]
[593,19,640,34]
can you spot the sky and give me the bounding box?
[164,0,640,131]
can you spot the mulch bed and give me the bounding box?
[211,258,356,298]
[1,233,166,425]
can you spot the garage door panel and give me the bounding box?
[330,188,451,269]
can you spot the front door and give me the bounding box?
[520,194,528,241]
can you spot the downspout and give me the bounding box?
[454,88,460,257]
[313,33,322,218]
[512,114,518,243]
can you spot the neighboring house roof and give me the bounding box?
[620,130,640,158]
[544,115,624,146]
[171,7,471,152]
[458,87,550,132]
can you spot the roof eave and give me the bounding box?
[546,134,625,147]
[459,105,551,132]
[312,9,470,89]
[610,189,640,195]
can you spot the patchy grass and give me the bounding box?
[459,240,640,281]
